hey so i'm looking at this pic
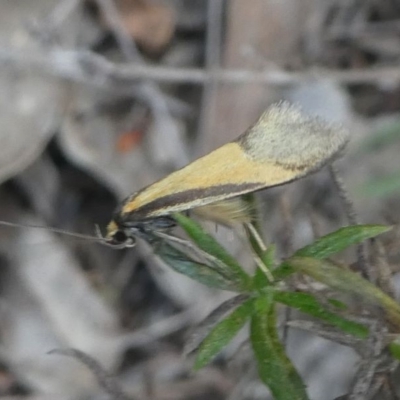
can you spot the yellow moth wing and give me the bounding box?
[120,102,349,219]
[121,143,309,217]
[237,102,348,170]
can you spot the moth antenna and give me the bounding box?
[94,224,131,249]
[0,220,107,244]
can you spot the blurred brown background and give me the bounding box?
[1,1,400,399]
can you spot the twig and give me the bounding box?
[94,0,140,61]
[120,309,193,349]
[0,47,189,115]
[366,367,399,400]
[329,165,359,226]
[2,47,400,88]
[370,238,395,297]
[0,397,70,400]
[286,320,364,348]
[44,0,81,29]
[49,348,131,400]
[309,208,323,240]
[28,0,81,46]
[279,195,295,345]
[387,372,400,400]
[197,0,224,142]
[329,164,371,281]
[93,0,184,164]
[279,195,294,257]
[348,324,386,400]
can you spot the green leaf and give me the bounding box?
[260,244,276,270]
[287,257,400,330]
[274,291,368,338]
[173,213,251,289]
[194,297,255,369]
[389,340,400,361]
[251,295,309,400]
[253,267,270,290]
[157,243,241,291]
[274,225,391,281]
[297,225,391,259]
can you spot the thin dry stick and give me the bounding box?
[309,208,323,240]
[243,222,274,283]
[49,349,131,400]
[368,374,392,400]
[279,195,294,345]
[286,320,364,348]
[120,309,193,349]
[94,0,178,134]
[387,372,400,400]
[253,251,274,283]
[245,222,267,253]
[370,238,395,297]
[197,0,224,145]
[351,355,399,400]
[44,0,81,29]
[27,0,81,46]
[349,324,386,400]
[329,164,372,281]
[94,0,140,60]
[279,195,294,257]
[3,47,400,88]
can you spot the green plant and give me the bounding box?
[156,213,397,400]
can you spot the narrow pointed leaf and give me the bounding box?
[274,225,391,281]
[173,213,251,288]
[186,295,249,357]
[287,257,400,330]
[296,225,391,259]
[157,244,241,291]
[194,297,255,369]
[251,295,309,400]
[274,291,368,338]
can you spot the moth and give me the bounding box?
[105,102,348,248]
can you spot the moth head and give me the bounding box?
[104,220,137,249]
[104,216,177,248]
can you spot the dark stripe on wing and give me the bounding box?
[119,182,262,222]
